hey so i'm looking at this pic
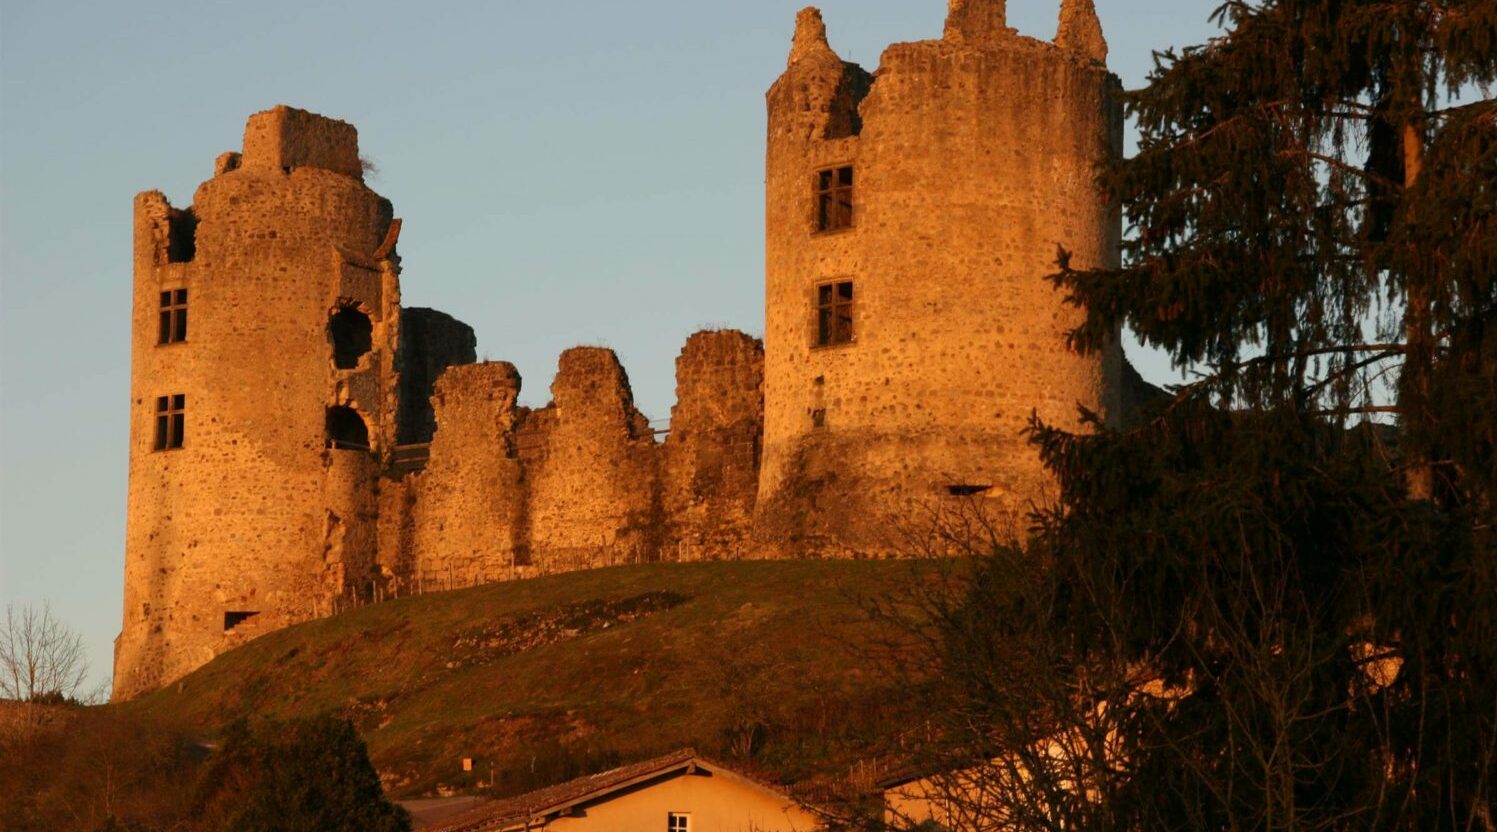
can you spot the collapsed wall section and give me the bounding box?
[521,348,661,572]
[661,331,765,561]
[399,332,765,584]
[406,362,525,587]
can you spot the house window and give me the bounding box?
[159,289,188,344]
[668,813,690,832]
[153,394,186,451]
[816,281,855,347]
[815,165,854,232]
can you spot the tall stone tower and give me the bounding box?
[115,107,406,700]
[757,0,1126,552]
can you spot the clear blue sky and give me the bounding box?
[0,0,1221,694]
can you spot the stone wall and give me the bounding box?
[522,348,662,571]
[662,331,765,562]
[390,334,766,587]
[397,308,478,444]
[400,362,524,587]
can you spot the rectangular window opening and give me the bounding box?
[154,394,186,451]
[166,210,198,263]
[158,288,188,344]
[668,813,691,832]
[815,165,855,232]
[815,280,855,347]
[223,611,259,631]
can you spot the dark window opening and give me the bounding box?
[167,210,198,263]
[948,485,993,497]
[158,289,188,344]
[811,408,827,429]
[329,305,373,370]
[327,406,370,451]
[223,611,259,631]
[815,166,854,232]
[153,394,186,451]
[816,281,855,347]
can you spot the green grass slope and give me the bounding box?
[122,560,933,798]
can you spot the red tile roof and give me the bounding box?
[431,749,798,832]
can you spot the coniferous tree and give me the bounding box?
[902,2,1495,830]
[193,716,411,832]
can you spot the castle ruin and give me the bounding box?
[114,0,1157,700]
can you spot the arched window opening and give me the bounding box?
[329,305,373,370]
[326,406,370,451]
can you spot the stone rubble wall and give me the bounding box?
[390,334,765,586]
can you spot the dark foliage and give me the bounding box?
[194,716,411,832]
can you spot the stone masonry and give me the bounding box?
[115,0,1154,700]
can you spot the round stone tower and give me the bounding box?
[757,0,1126,553]
[114,106,403,700]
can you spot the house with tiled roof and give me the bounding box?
[431,749,822,832]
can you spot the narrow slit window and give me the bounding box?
[154,394,186,451]
[158,289,188,344]
[816,281,855,346]
[223,611,259,631]
[815,166,854,232]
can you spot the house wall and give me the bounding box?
[542,771,821,832]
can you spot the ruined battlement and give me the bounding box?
[240,105,364,180]
[117,1,1148,700]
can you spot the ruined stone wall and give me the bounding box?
[521,348,661,572]
[758,1,1125,554]
[405,362,526,587]
[662,331,765,561]
[400,334,765,583]
[115,107,403,700]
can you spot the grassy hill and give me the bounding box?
[120,560,938,799]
